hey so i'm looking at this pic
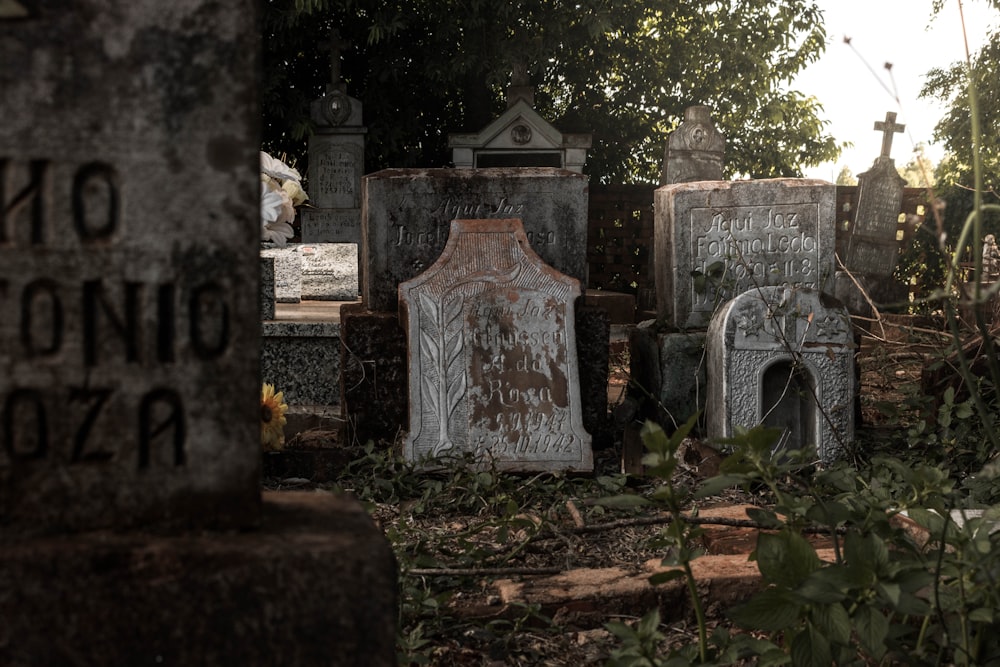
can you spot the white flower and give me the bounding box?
[282,179,309,207]
[261,186,294,246]
[260,151,301,183]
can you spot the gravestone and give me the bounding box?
[1,4,396,665]
[300,28,366,244]
[261,245,303,302]
[1,1,262,534]
[655,178,836,330]
[399,218,593,472]
[843,112,907,277]
[362,167,589,312]
[300,243,359,300]
[706,286,855,461]
[660,105,725,185]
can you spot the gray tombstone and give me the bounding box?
[300,29,366,243]
[660,105,725,185]
[261,245,304,302]
[0,0,260,533]
[843,112,907,277]
[399,218,593,472]
[706,286,854,461]
[655,178,836,330]
[363,167,589,312]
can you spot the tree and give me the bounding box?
[896,146,936,188]
[262,0,842,184]
[835,165,858,186]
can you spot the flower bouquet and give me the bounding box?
[260,151,309,246]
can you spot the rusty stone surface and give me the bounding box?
[399,219,592,472]
[0,492,397,667]
[0,0,261,534]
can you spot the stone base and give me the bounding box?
[0,492,397,667]
[626,324,706,431]
[262,318,342,406]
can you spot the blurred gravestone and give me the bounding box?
[0,4,396,665]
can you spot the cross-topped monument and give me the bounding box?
[874,111,905,159]
[323,27,351,89]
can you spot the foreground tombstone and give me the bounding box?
[706,286,855,461]
[0,4,394,664]
[399,219,593,472]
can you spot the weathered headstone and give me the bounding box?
[1,0,262,533]
[706,286,854,461]
[655,179,836,330]
[660,105,725,185]
[399,219,593,472]
[1,5,396,665]
[300,28,366,244]
[843,112,907,277]
[363,167,589,312]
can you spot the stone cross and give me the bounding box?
[324,27,351,86]
[874,111,905,159]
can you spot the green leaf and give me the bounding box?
[970,607,994,623]
[746,507,785,529]
[796,568,850,604]
[791,623,831,667]
[694,474,747,499]
[810,603,851,645]
[853,606,889,659]
[729,587,803,631]
[755,531,821,589]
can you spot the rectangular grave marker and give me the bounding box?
[363,168,588,312]
[0,0,260,533]
[399,218,592,472]
[655,179,836,329]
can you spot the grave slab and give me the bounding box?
[655,179,836,330]
[363,168,588,312]
[399,218,593,472]
[0,0,260,534]
[706,286,855,461]
[261,245,304,302]
[300,242,359,300]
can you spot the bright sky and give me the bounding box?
[795,0,997,180]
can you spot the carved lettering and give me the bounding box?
[189,282,230,359]
[2,388,47,461]
[83,279,141,367]
[20,278,63,358]
[72,162,119,241]
[138,388,186,469]
[0,158,48,245]
[69,387,113,463]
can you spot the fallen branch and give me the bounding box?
[406,566,562,577]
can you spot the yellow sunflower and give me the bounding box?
[261,383,288,451]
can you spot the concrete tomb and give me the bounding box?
[655,178,837,330]
[706,286,855,461]
[0,4,395,664]
[399,218,593,472]
[362,167,589,312]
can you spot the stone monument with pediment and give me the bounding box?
[660,105,726,185]
[399,218,593,472]
[300,28,367,244]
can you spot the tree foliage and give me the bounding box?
[262,0,842,184]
